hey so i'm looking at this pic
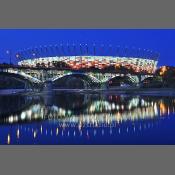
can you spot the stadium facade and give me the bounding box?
[16,44,159,74]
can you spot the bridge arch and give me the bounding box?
[106,75,138,88]
[0,72,41,90]
[52,72,101,89]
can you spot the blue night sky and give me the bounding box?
[0,29,174,67]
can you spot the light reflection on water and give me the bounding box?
[0,92,175,144]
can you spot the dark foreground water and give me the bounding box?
[0,91,175,144]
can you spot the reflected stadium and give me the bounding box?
[0,93,174,125]
[0,92,175,144]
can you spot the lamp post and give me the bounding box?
[6,50,12,65]
[15,53,20,61]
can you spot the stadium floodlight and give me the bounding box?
[124,47,128,57]
[100,44,104,56]
[115,45,120,56]
[93,43,96,55]
[60,44,64,55]
[67,43,71,55]
[79,44,83,55]
[86,44,88,55]
[73,43,76,56]
[55,45,60,56]
[109,44,113,56]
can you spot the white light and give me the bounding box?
[21,112,26,120]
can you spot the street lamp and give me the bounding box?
[6,50,12,64]
[16,54,20,59]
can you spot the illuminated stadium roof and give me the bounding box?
[16,44,159,74]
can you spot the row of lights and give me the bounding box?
[5,121,159,144]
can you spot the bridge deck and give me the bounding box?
[0,64,154,76]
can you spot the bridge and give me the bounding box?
[0,64,154,90]
[0,66,42,91]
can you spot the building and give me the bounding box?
[16,44,159,75]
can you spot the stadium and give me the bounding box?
[0,44,160,90]
[16,44,159,74]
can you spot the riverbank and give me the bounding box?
[0,89,27,95]
[101,88,175,96]
[52,87,175,96]
[0,89,38,96]
[0,87,175,96]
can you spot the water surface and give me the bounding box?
[0,92,175,144]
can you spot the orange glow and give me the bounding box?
[159,66,167,76]
[115,64,120,69]
[160,102,167,115]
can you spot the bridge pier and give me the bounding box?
[138,74,142,83]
